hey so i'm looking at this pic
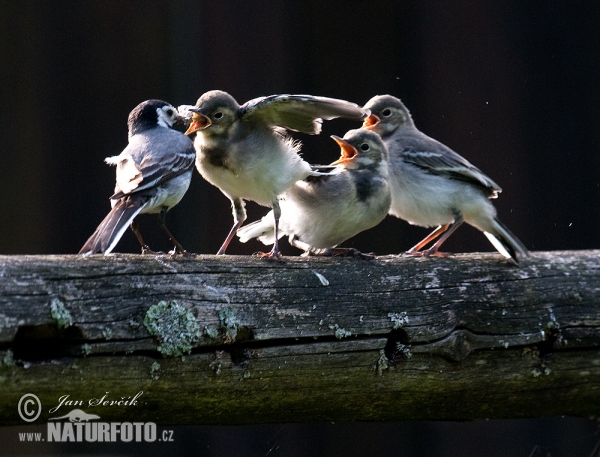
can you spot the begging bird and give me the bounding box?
[363,94,528,263]
[237,129,391,257]
[181,90,369,259]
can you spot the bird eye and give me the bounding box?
[214,111,223,119]
[360,143,370,151]
[165,108,174,116]
[382,108,392,117]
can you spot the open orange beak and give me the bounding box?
[185,112,212,135]
[363,114,380,130]
[330,135,358,165]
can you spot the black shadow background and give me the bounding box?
[0,1,598,456]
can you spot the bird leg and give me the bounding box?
[217,198,246,255]
[255,200,284,262]
[407,214,465,258]
[130,219,161,255]
[406,224,450,256]
[156,208,194,257]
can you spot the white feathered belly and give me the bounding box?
[196,146,311,207]
[281,188,388,249]
[389,168,496,229]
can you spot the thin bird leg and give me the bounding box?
[256,200,284,261]
[217,198,246,255]
[420,214,465,258]
[130,219,158,255]
[156,208,192,256]
[407,224,450,255]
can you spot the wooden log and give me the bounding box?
[0,251,598,425]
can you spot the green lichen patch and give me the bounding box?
[144,301,201,358]
[2,350,15,367]
[328,323,351,339]
[81,344,92,357]
[395,343,413,359]
[374,349,389,376]
[50,298,73,329]
[219,308,241,343]
[388,312,409,329]
[150,361,161,380]
[203,326,220,340]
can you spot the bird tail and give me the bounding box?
[237,211,280,245]
[483,218,529,264]
[79,198,146,255]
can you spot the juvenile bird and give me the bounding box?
[181,91,369,259]
[237,129,391,257]
[79,99,195,256]
[363,95,528,263]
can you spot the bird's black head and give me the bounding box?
[362,95,414,137]
[127,99,179,137]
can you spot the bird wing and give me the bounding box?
[397,135,502,196]
[239,94,369,135]
[107,132,195,200]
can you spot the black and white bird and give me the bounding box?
[363,94,528,263]
[181,90,369,259]
[79,99,195,256]
[237,129,391,257]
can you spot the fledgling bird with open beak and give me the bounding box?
[181,90,369,259]
[237,129,391,257]
[79,99,195,256]
[363,95,528,264]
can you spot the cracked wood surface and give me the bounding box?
[0,250,599,425]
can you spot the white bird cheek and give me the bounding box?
[156,108,173,128]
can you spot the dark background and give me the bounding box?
[1,1,599,456]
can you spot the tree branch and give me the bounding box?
[0,251,598,425]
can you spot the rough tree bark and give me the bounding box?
[0,251,598,426]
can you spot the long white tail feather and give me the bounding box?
[484,218,529,263]
[237,211,277,245]
[103,204,146,254]
[484,231,513,259]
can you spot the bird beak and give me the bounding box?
[363,114,380,130]
[185,112,212,135]
[330,135,358,165]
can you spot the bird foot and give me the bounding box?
[141,246,165,255]
[253,250,285,263]
[406,248,450,258]
[168,247,196,258]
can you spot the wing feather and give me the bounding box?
[240,94,369,134]
[393,133,502,196]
